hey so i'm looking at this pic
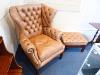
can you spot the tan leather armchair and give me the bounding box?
[9,4,65,74]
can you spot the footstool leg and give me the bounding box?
[81,46,86,52]
[65,47,68,51]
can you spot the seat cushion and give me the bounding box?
[29,34,63,62]
[62,32,88,46]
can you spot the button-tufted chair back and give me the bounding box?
[9,4,56,38]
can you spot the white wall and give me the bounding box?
[0,0,99,54]
[80,0,100,41]
[0,0,24,55]
[80,0,100,23]
[24,0,81,11]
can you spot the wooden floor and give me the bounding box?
[0,36,22,75]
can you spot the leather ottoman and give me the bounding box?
[61,32,88,52]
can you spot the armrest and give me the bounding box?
[19,32,41,65]
[43,27,63,42]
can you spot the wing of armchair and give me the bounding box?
[43,27,63,43]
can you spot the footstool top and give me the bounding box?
[62,32,88,46]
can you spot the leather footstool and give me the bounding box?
[61,32,88,52]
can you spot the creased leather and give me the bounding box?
[43,27,62,41]
[29,34,64,62]
[19,32,41,67]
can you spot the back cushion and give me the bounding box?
[11,4,42,38]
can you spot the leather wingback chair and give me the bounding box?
[9,4,65,72]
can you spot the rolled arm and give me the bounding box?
[43,27,63,41]
[19,33,41,66]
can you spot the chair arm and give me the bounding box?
[43,27,63,41]
[19,33,41,65]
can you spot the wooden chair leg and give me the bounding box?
[35,68,40,75]
[59,52,64,59]
[81,46,86,52]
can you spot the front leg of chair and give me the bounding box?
[34,68,40,75]
[59,52,64,59]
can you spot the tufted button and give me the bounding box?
[25,27,28,31]
[37,7,40,10]
[34,7,37,11]
[28,31,31,34]
[34,16,37,20]
[27,8,31,12]
[47,8,50,11]
[32,21,34,24]
[29,18,31,21]
[30,26,33,29]
[21,8,25,13]
[32,29,35,32]
[49,12,52,16]
[32,7,35,11]
[23,19,26,22]
[25,13,28,17]
[36,11,39,15]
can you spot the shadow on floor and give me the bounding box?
[15,44,92,75]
